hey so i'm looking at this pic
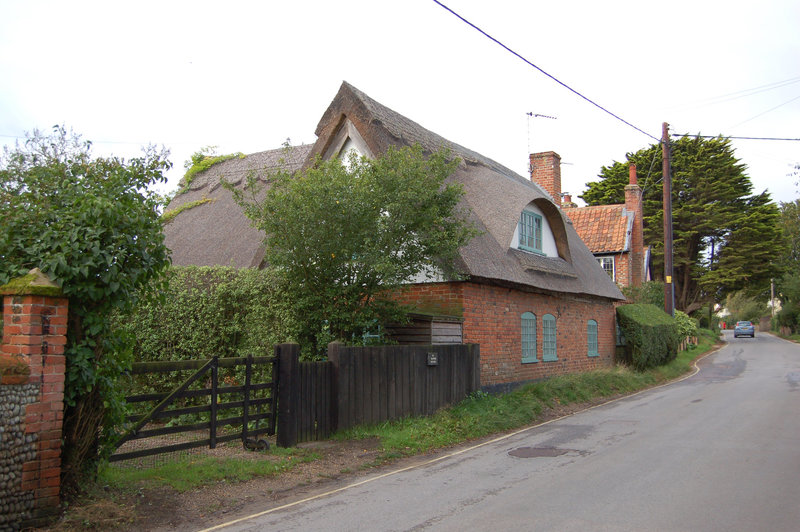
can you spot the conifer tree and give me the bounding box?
[581,136,784,313]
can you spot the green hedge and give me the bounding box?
[114,266,296,409]
[116,266,294,362]
[616,304,680,370]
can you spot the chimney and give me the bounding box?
[562,194,577,208]
[529,151,562,207]
[625,164,644,287]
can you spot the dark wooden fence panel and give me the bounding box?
[297,359,333,443]
[277,343,479,447]
[330,343,480,433]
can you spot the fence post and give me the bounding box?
[0,269,68,529]
[209,356,218,449]
[327,342,344,432]
[276,344,300,447]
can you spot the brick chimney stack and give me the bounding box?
[625,164,644,287]
[529,151,562,207]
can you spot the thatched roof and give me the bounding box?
[163,82,623,301]
[163,145,312,268]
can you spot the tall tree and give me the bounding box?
[581,136,784,313]
[230,144,478,358]
[1,126,171,490]
[774,199,800,332]
[777,198,800,269]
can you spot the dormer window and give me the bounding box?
[512,202,561,258]
[518,210,543,254]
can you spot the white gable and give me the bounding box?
[322,119,374,162]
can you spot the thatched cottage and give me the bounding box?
[163,82,625,389]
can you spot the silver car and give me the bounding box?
[733,321,755,338]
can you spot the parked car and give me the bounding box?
[734,321,755,338]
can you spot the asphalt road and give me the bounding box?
[210,331,800,531]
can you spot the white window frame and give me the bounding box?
[597,256,615,281]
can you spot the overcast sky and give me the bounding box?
[1,0,798,204]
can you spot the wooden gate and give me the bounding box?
[111,354,277,462]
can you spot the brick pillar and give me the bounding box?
[529,151,562,206]
[0,268,67,528]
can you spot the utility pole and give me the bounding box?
[771,278,776,318]
[662,122,675,316]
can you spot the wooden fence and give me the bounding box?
[110,343,480,454]
[276,343,480,447]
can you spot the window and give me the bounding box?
[542,313,557,361]
[587,320,598,357]
[518,211,543,253]
[521,312,537,363]
[597,256,615,281]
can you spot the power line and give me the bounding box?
[431,0,660,142]
[671,76,800,111]
[728,93,800,129]
[672,134,800,141]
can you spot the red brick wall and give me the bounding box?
[396,281,616,387]
[614,252,630,288]
[0,293,67,528]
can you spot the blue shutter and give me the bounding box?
[587,320,599,357]
[543,314,557,361]
[521,312,537,363]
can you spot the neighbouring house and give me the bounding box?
[530,153,649,288]
[163,81,625,389]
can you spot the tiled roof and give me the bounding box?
[563,204,631,254]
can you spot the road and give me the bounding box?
[209,332,800,531]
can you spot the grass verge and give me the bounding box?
[97,446,318,492]
[337,328,718,460]
[777,332,800,342]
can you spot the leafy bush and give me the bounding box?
[1,126,171,488]
[775,272,800,334]
[616,304,680,370]
[776,300,800,334]
[622,280,665,308]
[692,306,720,331]
[674,310,699,338]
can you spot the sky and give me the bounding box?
[1,0,798,205]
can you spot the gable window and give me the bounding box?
[521,312,537,363]
[597,256,615,281]
[587,319,599,357]
[518,211,543,253]
[542,313,557,361]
